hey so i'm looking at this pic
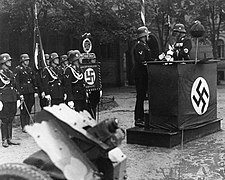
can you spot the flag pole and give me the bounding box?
[33,1,47,119]
[34,1,47,70]
[140,0,146,26]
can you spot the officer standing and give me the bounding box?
[133,26,152,127]
[35,54,50,109]
[172,23,192,60]
[64,50,87,112]
[42,52,65,106]
[15,54,37,133]
[0,53,20,147]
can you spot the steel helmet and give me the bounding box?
[0,53,12,64]
[20,54,30,62]
[50,52,59,61]
[45,54,50,60]
[68,50,81,62]
[137,26,150,38]
[67,50,74,57]
[173,23,186,33]
[60,54,68,63]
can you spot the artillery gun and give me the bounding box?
[0,104,127,180]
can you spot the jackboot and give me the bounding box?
[7,140,20,145]
[2,140,9,148]
[1,122,8,142]
[7,122,12,140]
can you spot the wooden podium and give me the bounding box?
[127,60,222,148]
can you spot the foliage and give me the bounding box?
[148,0,196,52]
[0,0,142,44]
[1,0,225,57]
[188,0,225,58]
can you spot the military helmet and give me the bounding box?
[60,54,68,63]
[50,52,59,61]
[20,54,30,62]
[67,50,74,57]
[173,23,186,33]
[45,54,50,60]
[0,53,12,64]
[137,26,150,39]
[68,50,81,62]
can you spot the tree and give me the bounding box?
[189,0,225,58]
[149,0,195,52]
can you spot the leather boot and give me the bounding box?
[2,140,9,148]
[1,122,8,142]
[7,122,12,140]
[134,119,145,127]
[7,140,20,145]
[20,113,26,131]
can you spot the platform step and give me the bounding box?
[126,119,222,148]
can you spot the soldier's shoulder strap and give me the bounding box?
[15,65,23,71]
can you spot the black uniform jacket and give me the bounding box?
[0,69,19,102]
[173,36,192,60]
[64,65,86,101]
[133,40,152,91]
[42,66,64,99]
[133,40,152,73]
[35,69,45,95]
[15,65,36,95]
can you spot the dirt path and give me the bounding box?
[1,86,225,180]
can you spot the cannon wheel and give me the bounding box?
[0,163,53,180]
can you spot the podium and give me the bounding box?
[127,60,222,147]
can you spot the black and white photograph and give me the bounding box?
[0,0,225,179]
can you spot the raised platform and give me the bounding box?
[126,118,222,148]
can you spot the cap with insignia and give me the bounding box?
[173,23,186,33]
[68,50,81,62]
[137,26,150,39]
[20,54,30,62]
[0,53,12,64]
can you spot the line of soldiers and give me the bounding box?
[0,50,101,148]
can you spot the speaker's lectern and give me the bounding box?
[127,60,222,147]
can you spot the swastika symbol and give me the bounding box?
[191,77,210,115]
[84,68,96,85]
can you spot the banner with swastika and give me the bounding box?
[147,62,217,130]
[80,62,102,91]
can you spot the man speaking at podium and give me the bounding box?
[133,26,152,127]
[172,23,192,61]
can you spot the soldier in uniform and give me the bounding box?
[15,54,37,133]
[59,54,70,103]
[172,23,192,60]
[60,54,69,72]
[0,53,20,147]
[42,52,65,106]
[64,50,87,112]
[35,54,50,109]
[133,26,152,127]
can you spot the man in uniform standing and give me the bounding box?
[64,50,87,112]
[15,54,37,133]
[42,52,65,106]
[172,23,192,60]
[133,26,152,127]
[35,54,50,109]
[0,53,20,147]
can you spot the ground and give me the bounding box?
[1,85,225,180]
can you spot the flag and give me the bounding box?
[33,2,46,70]
[140,0,145,25]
